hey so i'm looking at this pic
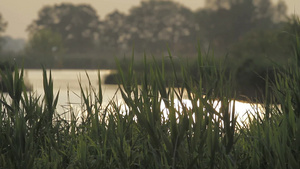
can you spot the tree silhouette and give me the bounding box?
[0,13,7,52]
[0,13,6,34]
[25,29,65,67]
[100,0,196,53]
[28,3,100,53]
[99,10,127,50]
[197,0,287,55]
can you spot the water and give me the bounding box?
[24,69,262,123]
[25,69,121,113]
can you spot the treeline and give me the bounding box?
[0,0,299,69]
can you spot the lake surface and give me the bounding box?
[24,69,262,123]
[24,69,122,113]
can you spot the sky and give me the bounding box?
[0,0,299,40]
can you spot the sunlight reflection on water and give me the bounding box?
[24,69,263,125]
[114,98,263,125]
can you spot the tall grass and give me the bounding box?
[0,41,299,168]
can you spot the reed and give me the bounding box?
[0,38,299,168]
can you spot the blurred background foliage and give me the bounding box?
[0,13,7,53]
[0,0,299,69]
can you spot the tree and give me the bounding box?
[98,10,127,50]
[28,3,100,53]
[197,0,256,53]
[25,29,65,67]
[197,0,288,55]
[205,0,232,10]
[0,13,6,34]
[0,13,7,52]
[102,0,196,54]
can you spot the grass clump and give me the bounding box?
[0,40,300,168]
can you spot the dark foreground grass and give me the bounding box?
[1,42,300,168]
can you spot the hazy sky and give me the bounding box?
[0,0,299,39]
